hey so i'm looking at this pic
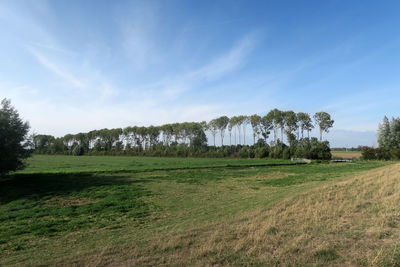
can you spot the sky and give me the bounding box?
[1,0,399,147]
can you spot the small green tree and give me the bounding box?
[0,99,32,175]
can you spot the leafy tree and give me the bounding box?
[276,110,286,142]
[314,111,334,141]
[189,122,207,148]
[297,112,313,138]
[33,134,55,154]
[389,117,400,148]
[227,117,234,145]
[229,116,239,145]
[361,146,377,160]
[265,110,277,142]
[207,119,218,146]
[295,138,331,160]
[250,114,261,145]
[377,116,391,149]
[215,116,229,146]
[235,116,246,145]
[240,115,250,145]
[259,115,273,142]
[284,111,298,142]
[0,99,32,175]
[269,140,287,159]
[267,109,284,142]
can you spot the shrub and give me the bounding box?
[309,138,331,160]
[270,141,287,159]
[390,148,400,160]
[255,146,269,158]
[72,145,85,156]
[248,147,255,158]
[361,146,377,160]
[282,148,291,159]
[376,147,391,160]
[294,138,331,160]
[239,147,249,158]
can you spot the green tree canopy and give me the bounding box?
[314,111,334,141]
[0,99,31,175]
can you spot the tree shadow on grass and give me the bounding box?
[0,172,151,205]
[0,173,155,245]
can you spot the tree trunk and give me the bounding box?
[243,126,246,145]
[238,127,241,145]
[319,128,322,141]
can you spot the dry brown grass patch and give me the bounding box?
[45,196,96,207]
[332,151,362,159]
[242,171,294,181]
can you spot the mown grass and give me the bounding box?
[18,155,297,174]
[0,156,392,266]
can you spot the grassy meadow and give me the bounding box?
[19,155,299,174]
[1,155,398,266]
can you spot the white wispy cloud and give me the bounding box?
[27,46,87,89]
[119,2,160,69]
[149,33,258,99]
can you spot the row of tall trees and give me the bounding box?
[33,109,334,159]
[33,122,207,155]
[209,110,334,146]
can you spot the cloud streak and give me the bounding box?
[27,46,87,89]
[151,33,258,99]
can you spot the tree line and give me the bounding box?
[33,109,334,159]
[362,116,400,160]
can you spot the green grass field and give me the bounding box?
[19,155,299,174]
[0,155,395,265]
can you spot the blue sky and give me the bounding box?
[1,0,399,147]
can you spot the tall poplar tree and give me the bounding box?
[314,112,334,141]
[250,114,261,144]
[378,116,391,148]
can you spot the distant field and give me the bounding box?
[18,155,298,174]
[1,155,396,266]
[332,150,362,159]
